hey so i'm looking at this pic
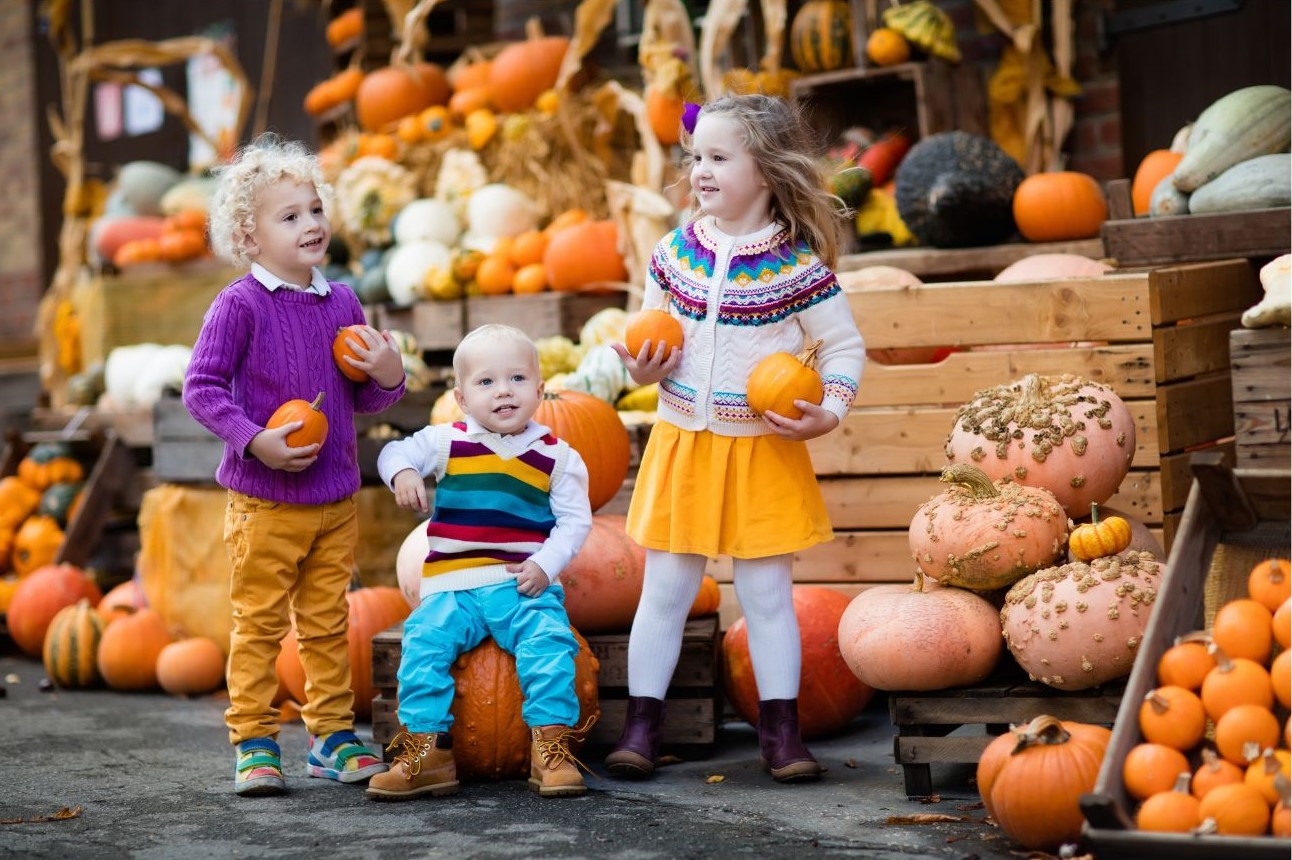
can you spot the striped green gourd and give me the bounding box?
[790,0,853,73]
[43,598,105,688]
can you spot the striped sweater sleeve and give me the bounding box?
[797,285,865,422]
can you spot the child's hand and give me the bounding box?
[610,340,681,386]
[762,401,840,442]
[340,326,405,389]
[507,560,550,597]
[247,422,320,471]
[391,469,429,514]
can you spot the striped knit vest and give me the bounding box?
[422,422,564,580]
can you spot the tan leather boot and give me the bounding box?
[365,732,459,801]
[528,717,596,798]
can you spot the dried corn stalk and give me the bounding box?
[605,180,675,303]
[556,0,617,91]
[698,0,748,98]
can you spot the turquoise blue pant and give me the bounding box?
[397,581,580,733]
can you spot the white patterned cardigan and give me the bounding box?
[644,217,865,438]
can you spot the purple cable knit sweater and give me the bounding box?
[183,273,405,505]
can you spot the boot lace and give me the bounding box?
[386,731,436,777]
[534,714,599,774]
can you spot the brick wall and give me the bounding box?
[0,2,41,346]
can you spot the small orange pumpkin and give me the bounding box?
[96,606,173,690]
[1244,747,1291,805]
[1136,773,1201,833]
[17,442,85,492]
[325,7,364,48]
[747,339,824,421]
[688,574,721,618]
[332,325,369,383]
[1138,686,1206,751]
[624,309,684,360]
[865,28,909,66]
[156,637,227,696]
[1200,648,1273,721]
[1067,502,1132,561]
[1012,171,1108,242]
[511,263,548,295]
[1275,597,1291,650]
[1248,558,1290,612]
[645,86,686,146]
[486,36,570,114]
[1131,150,1185,216]
[1123,742,1191,801]
[0,475,41,530]
[13,515,65,578]
[1192,748,1245,799]
[1213,704,1281,766]
[1156,634,1215,690]
[1197,782,1271,836]
[1211,598,1273,663]
[267,392,328,449]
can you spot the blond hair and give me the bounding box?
[208,133,334,268]
[453,324,539,382]
[682,94,846,268]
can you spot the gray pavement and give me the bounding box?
[1,646,1025,860]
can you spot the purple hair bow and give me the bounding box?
[681,102,702,135]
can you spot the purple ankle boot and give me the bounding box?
[757,698,825,783]
[604,696,665,778]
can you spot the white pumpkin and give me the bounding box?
[465,183,538,240]
[385,240,453,307]
[395,521,428,608]
[104,343,192,409]
[117,161,183,216]
[393,198,461,247]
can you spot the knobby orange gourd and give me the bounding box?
[332,325,369,382]
[746,339,824,421]
[268,392,328,449]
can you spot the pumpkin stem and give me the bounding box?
[1265,559,1287,585]
[1242,741,1262,764]
[1274,771,1291,805]
[796,339,824,370]
[1205,641,1235,673]
[1144,689,1170,716]
[309,391,326,412]
[1010,714,1071,754]
[1089,502,1100,525]
[1175,630,1212,647]
[910,568,927,593]
[939,463,1000,498]
[1170,772,1192,794]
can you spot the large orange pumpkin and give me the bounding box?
[1012,171,1108,242]
[534,390,631,512]
[559,515,647,633]
[96,607,173,690]
[276,586,411,720]
[723,586,874,739]
[355,63,450,133]
[543,220,628,292]
[486,36,569,113]
[1131,150,1185,216]
[6,563,101,657]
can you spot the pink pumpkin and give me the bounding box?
[994,254,1111,282]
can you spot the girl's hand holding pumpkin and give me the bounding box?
[248,422,320,471]
[611,339,681,386]
[762,401,840,442]
[507,560,550,597]
[391,468,429,514]
[341,327,406,389]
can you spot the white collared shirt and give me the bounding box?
[251,262,332,296]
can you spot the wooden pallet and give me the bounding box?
[1230,328,1291,470]
[888,661,1123,798]
[371,615,722,760]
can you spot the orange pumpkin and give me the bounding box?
[1272,648,1290,708]
[559,515,646,634]
[355,63,450,132]
[97,607,173,690]
[1156,635,1215,691]
[645,86,686,146]
[42,598,105,688]
[156,637,227,696]
[304,67,364,117]
[475,255,516,295]
[1197,782,1271,836]
[1248,558,1290,612]
[0,475,41,530]
[1136,773,1201,833]
[1138,686,1206,751]
[544,209,589,236]
[976,715,1110,851]
[746,339,824,421]
[13,515,65,578]
[486,36,570,113]
[417,105,452,141]
[97,578,147,626]
[1192,747,1244,799]
[158,228,207,262]
[865,27,909,67]
[267,392,328,449]
[724,586,873,739]
[1213,704,1281,766]
[1244,747,1291,805]
[6,563,102,657]
[1123,742,1191,801]
[1276,597,1291,650]
[332,325,369,383]
[511,263,548,295]
[1211,598,1273,663]
[624,309,684,360]
[508,230,549,268]
[1012,171,1108,242]
[325,7,364,48]
[448,85,492,119]
[688,574,721,617]
[1067,502,1132,561]
[1131,150,1185,216]
[1200,650,1273,721]
[276,586,410,720]
[533,390,631,512]
[449,59,492,92]
[543,220,627,291]
[17,442,85,492]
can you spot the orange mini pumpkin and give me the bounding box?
[1211,598,1273,663]
[1123,742,1191,801]
[1067,502,1132,561]
[332,325,369,383]
[1248,558,1290,612]
[1193,748,1244,799]
[17,442,84,492]
[624,309,684,360]
[96,606,173,691]
[1156,634,1215,690]
[1012,171,1108,242]
[1139,686,1206,751]
[747,339,824,421]
[13,515,65,578]
[267,392,329,449]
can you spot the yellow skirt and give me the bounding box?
[626,422,833,559]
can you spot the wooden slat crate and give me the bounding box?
[746,259,1263,608]
[889,662,1123,798]
[1230,327,1291,470]
[371,615,722,760]
[837,237,1106,283]
[1081,454,1291,859]
[465,292,626,342]
[375,301,464,353]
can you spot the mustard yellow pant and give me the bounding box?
[223,491,358,745]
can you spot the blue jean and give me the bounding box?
[397,581,580,732]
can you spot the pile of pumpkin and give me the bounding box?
[788,0,961,73]
[1119,558,1291,837]
[88,161,213,270]
[0,443,89,608]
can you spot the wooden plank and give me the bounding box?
[1102,207,1291,268]
[1234,401,1292,469]
[1157,444,1235,516]
[854,343,1156,408]
[1151,314,1244,383]
[376,301,464,352]
[894,734,995,766]
[837,238,1106,281]
[1230,328,1292,402]
[848,274,1152,348]
[892,694,1121,726]
[56,433,136,568]
[465,292,626,342]
[809,401,1162,475]
[1155,373,1235,453]
[586,616,718,689]
[1106,179,1133,221]
[587,696,717,747]
[1149,259,1262,324]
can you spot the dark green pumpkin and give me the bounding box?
[790,0,853,73]
[894,132,1024,248]
[39,482,85,527]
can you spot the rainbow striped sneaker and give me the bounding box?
[235,737,287,796]
[307,730,389,784]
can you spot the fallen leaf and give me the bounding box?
[5,673,19,684]
[886,813,978,825]
[0,806,83,825]
[957,802,985,811]
[843,758,857,768]
[704,774,725,784]
[945,834,968,843]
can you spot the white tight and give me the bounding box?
[626,550,800,701]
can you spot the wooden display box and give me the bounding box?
[1230,328,1291,470]
[1080,454,1290,859]
[375,301,465,353]
[371,615,723,760]
[465,292,627,342]
[889,661,1122,798]
[745,259,1263,610]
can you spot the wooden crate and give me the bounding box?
[1080,454,1291,859]
[375,301,465,352]
[465,292,626,342]
[889,662,1123,798]
[371,615,722,760]
[739,259,1264,610]
[1230,327,1291,470]
[837,238,1106,283]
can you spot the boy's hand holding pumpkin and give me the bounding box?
[248,422,320,471]
[339,326,406,389]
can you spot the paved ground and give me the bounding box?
[0,644,1030,860]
